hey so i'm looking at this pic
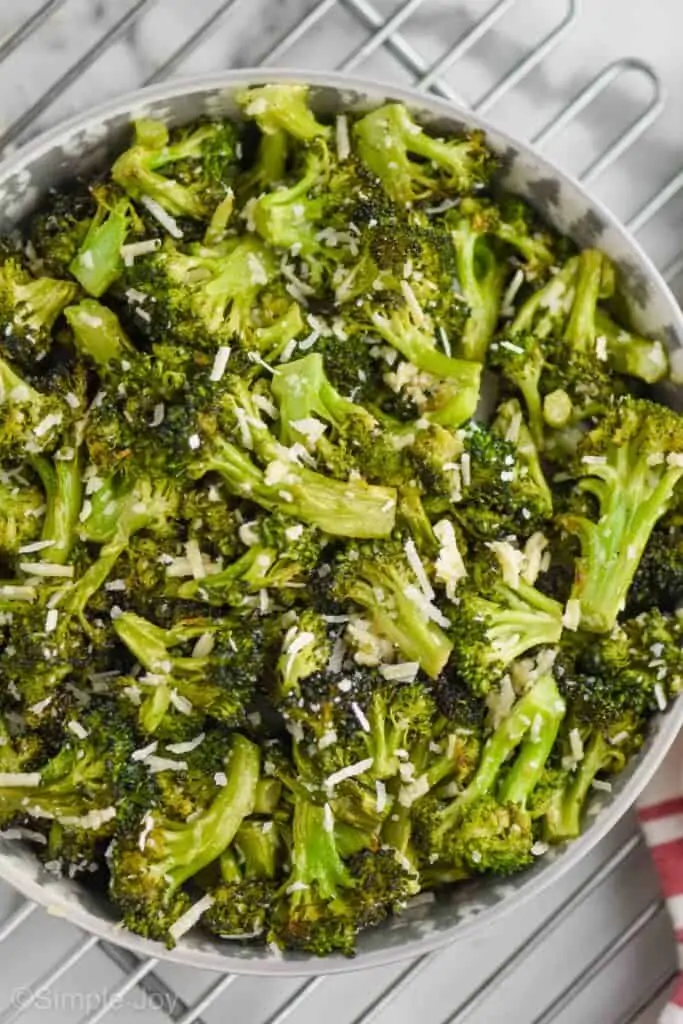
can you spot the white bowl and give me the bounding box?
[1,70,682,976]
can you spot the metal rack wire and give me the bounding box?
[0,1,681,1021]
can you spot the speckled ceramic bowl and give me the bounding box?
[1,70,682,976]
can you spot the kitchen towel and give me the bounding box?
[637,732,683,1023]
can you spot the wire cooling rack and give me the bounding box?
[0,1,682,1022]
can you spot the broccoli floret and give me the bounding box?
[627,517,683,614]
[543,719,641,842]
[0,470,45,556]
[177,513,325,606]
[0,701,133,830]
[238,85,331,142]
[0,250,78,366]
[556,609,683,725]
[560,396,683,632]
[28,183,97,277]
[489,251,620,447]
[267,795,416,956]
[112,118,239,223]
[112,611,266,731]
[455,422,552,539]
[370,305,481,427]
[271,352,408,485]
[445,203,508,362]
[449,553,563,695]
[109,733,260,946]
[201,821,286,940]
[353,104,496,205]
[413,670,565,873]
[456,195,562,281]
[119,237,276,351]
[275,611,332,702]
[175,376,398,539]
[333,541,453,678]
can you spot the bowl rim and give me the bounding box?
[1,66,682,977]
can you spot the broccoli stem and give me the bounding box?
[197,437,397,539]
[564,249,608,351]
[438,672,564,838]
[563,455,683,632]
[155,734,260,889]
[451,226,506,362]
[69,198,130,298]
[511,257,578,338]
[545,733,608,841]
[238,85,330,142]
[595,310,669,384]
[31,452,83,565]
[345,576,452,678]
[66,300,136,368]
[288,798,354,899]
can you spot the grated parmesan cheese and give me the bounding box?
[185,539,205,580]
[336,114,350,160]
[404,538,434,600]
[562,598,581,631]
[433,519,467,600]
[140,195,183,238]
[324,758,374,791]
[166,733,205,755]
[168,894,215,942]
[0,772,41,787]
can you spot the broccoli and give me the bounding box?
[177,513,325,605]
[112,118,239,223]
[25,449,83,566]
[543,718,641,842]
[370,305,482,427]
[238,84,330,142]
[454,421,553,539]
[489,251,630,447]
[68,186,137,297]
[267,794,416,955]
[333,541,453,678]
[271,352,408,484]
[0,701,133,830]
[65,298,138,368]
[560,396,683,632]
[445,202,508,362]
[453,196,562,281]
[172,374,398,539]
[29,183,98,277]
[414,670,566,874]
[109,732,260,946]
[448,552,563,695]
[627,517,683,614]
[353,104,496,204]
[58,475,179,618]
[556,609,683,725]
[0,250,78,366]
[594,309,669,384]
[112,611,266,731]
[119,237,276,351]
[201,821,286,940]
[0,470,45,556]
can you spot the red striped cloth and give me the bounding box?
[637,733,683,1023]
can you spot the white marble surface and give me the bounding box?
[0,2,681,1023]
